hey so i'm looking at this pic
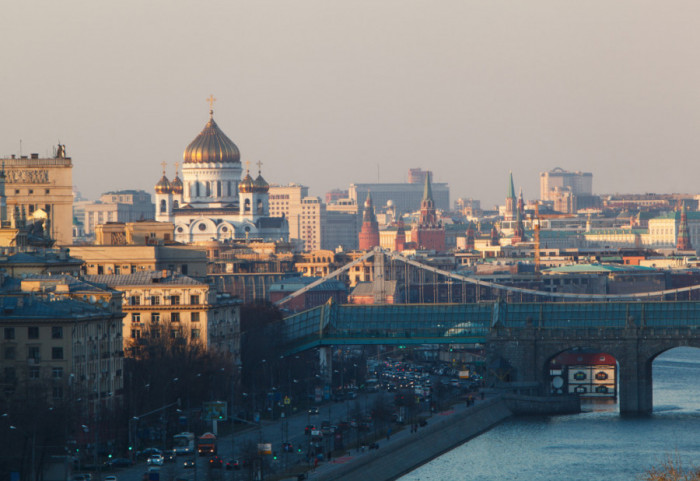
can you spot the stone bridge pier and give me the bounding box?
[486,325,700,414]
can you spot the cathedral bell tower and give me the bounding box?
[238,161,269,220]
[154,161,173,222]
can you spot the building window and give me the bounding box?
[53,367,63,378]
[132,313,141,323]
[171,312,180,323]
[29,367,41,379]
[4,367,16,382]
[52,347,64,360]
[4,346,16,360]
[170,329,178,338]
[191,295,199,305]
[191,329,200,339]
[28,327,39,339]
[4,327,14,340]
[131,329,141,339]
[52,326,63,339]
[52,387,63,399]
[170,295,180,305]
[151,296,160,305]
[28,346,40,361]
[151,313,160,323]
[130,296,141,305]
[191,312,200,322]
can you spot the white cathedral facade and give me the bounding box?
[154,105,289,243]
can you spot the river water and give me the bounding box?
[401,347,700,481]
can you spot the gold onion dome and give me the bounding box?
[239,170,255,193]
[254,172,269,193]
[170,174,183,194]
[155,174,172,194]
[183,111,241,164]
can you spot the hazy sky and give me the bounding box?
[3,1,700,207]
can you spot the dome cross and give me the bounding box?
[160,161,167,175]
[207,94,217,116]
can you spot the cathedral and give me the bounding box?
[154,99,289,243]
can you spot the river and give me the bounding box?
[401,347,700,481]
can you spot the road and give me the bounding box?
[98,391,383,481]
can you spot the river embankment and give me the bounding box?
[314,396,512,481]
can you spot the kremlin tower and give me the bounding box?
[358,192,380,250]
[677,204,692,251]
[411,173,446,251]
[505,171,516,221]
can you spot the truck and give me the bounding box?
[197,432,217,455]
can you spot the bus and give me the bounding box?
[172,432,195,455]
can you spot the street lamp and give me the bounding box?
[128,417,139,461]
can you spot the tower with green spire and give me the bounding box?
[505,171,516,221]
[412,172,445,251]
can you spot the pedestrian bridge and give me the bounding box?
[282,299,700,353]
[282,300,700,413]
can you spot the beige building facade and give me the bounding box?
[69,245,208,276]
[1,149,73,245]
[83,272,240,358]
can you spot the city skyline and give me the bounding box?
[3,1,700,207]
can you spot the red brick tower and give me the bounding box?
[358,192,380,251]
[677,204,692,251]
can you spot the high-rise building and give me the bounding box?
[269,183,309,242]
[0,147,73,245]
[407,168,432,185]
[540,168,593,199]
[348,180,449,217]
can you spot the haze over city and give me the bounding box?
[3,0,700,206]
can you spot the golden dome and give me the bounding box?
[183,112,240,164]
[254,173,269,193]
[155,174,172,194]
[239,171,255,193]
[171,175,183,194]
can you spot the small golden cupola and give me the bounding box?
[253,161,269,193]
[238,164,255,193]
[170,162,183,195]
[155,162,172,194]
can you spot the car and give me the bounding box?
[304,424,315,435]
[183,458,196,469]
[72,475,92,481]
[208,455,224,468]
[282,442,294,453]
[225,459,241,470]
[147,454,164,466]
[104,476,118,481]
[139,448,162,459]
[108,458,132,468]
[308,407,319,415]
